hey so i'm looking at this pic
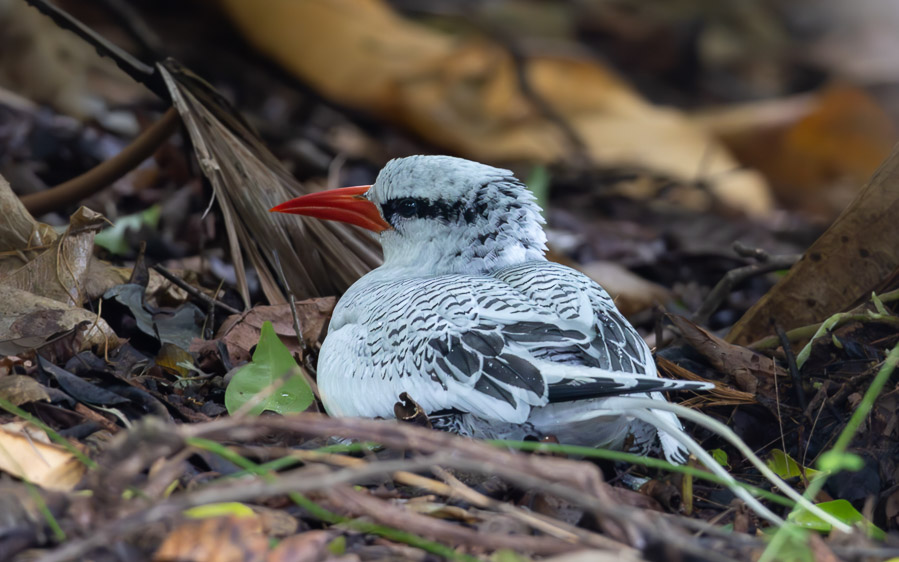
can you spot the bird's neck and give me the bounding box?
[377,221,547,277]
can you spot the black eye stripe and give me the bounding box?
[382,197,475,225]
[379,178,525,227]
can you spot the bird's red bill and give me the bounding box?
[269,185,391,232]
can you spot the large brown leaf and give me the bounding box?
[215,0,772,216]
[728,143,899,345]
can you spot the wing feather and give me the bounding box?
[319,260,703,428]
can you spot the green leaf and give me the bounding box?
[788,499,884,539]
[327,535,346,555]
[184,502,255,519]
[817,450,864,472]
[767,449,820,481]
[94,205,161,255]
[224,321,313,415]
[709,448,729,467]
[491,549,531,562]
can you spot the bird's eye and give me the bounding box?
[395,198,419,218]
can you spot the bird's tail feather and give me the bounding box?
[624,405,784,525]
[601,396,855,534]
[529,358,713,402]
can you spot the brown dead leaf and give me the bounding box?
[0,425,86,491]
[195,299,336,362]
[83,257,191,306]
[0,355,21,376]
[266,531,330,562]
[656,356,755,407]
[728,140,899,346]
[604,486,664,513]
[251,505,299,538]
[638,479,681,513]
[154,515,267,562]
[1,171,106,307]
[669,314,784,402]
[807,532,842,562]
[0,285,120,356]
[81,257,131,301]
[701,84,896,217]
[0,174,56,256]
[730,499,752,535]
[0,375,51,406]
[215,0,772,216]
[1,206,106,307]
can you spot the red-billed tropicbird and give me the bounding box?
[272,155,711,463]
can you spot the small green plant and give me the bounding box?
[709,448,729,468]
[224,321,314,415]
[767,449,820,482]
[184,502,255,519]
[94,205,161,255]
[788,499,884,539]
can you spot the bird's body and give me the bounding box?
[322,260,684,456]
[272,155,708,463]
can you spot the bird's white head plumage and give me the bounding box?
[365,156,547,275]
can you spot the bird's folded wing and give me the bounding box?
[493,261,655,376]
[328,263,702,424]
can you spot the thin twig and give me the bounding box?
[692,253,801,325]
[732,241,770,262]
[270,250,313,362]
[151,263,241,315]
[431,466,627,552]
[327,485,591,556]
[801,397,828,472]
[21,108,180,216]
[772,354,787,460]
[270,249,321,400]
[186,415,649,543]
[774,322,807,411]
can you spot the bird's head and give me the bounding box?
[272,155,547,274]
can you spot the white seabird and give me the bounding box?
[272,155,710,463]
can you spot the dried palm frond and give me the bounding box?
[159,60,381,307]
